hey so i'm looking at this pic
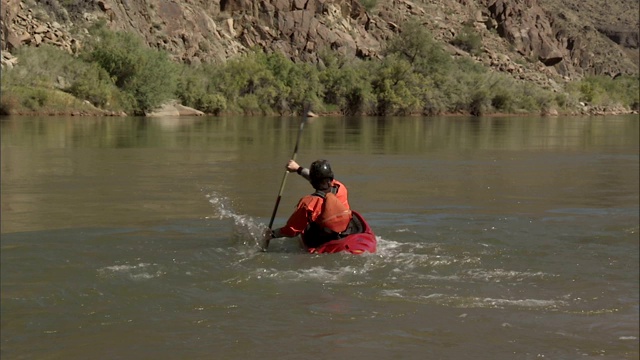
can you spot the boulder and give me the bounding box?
[146,101,204,117]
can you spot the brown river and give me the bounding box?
[1,115,638,359]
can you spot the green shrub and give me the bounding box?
[0,88,18,114]
[209,50,277,113]
[237,94,261,115]
[5,20,631,117]
[208,49,321,115]
[486,75,515,112]
[386,19,452,76]
[197,93,227,115]
[451,25,483,55]
[360,0,378,11]
[554,93,569,109]
[371,54,427,115]
[421,88,449,116]
[567,75,639,108]
[67,63,117,108]
[517,87,542,112]
[469,89,489,116]
[491,92,513,112]
[175,72,206,109]
[318,52,375,115]
[7,44,83,87]
[86,29,178,114]
[21,88,48,110]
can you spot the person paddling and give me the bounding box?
[265,159,360,249]
[286,159,350,209]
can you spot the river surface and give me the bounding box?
[1,115,638,359]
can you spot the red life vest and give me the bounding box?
[313,189,352,233]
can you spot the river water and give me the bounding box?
[1,115,638,359]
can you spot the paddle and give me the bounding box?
[263,105,309,250]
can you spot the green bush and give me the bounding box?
[385,19,453,78]
[5,44,83,87]
[451,25,483,55]
[421,87,449,116]
[22,88,49,109]
[578,81,601,103]
[67,63,117,108]
[175,68,207,109]
[0,89,17,115]
[237,94,261,115]
[469,89,489,116]
[196,93,227,115]
[5,22,630,117]
[371,54,427,115]
[85,29,178,114]
[174,63,232,114]
[491,93,513,112]
[318,52,374,115]
[360,0,378,11]
[209,50,279,114]
[567,75,639,109]
[207,49,321,115]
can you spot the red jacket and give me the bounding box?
[278,180,350,237]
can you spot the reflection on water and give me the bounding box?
[1,115,638,360]
[2,115,637,234]
[1,115,638,152]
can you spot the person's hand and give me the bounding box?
[260,228,274,251]
[263,228,274,240]
[286,160,300,173]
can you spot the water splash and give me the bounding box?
[97,262,163,281]
[204,190,267,251]
[198,196,580,313]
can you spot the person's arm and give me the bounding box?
[274,203,310,237]
[266,198,312,241]
[287,160,311,181]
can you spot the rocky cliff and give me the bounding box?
[2,0,638,91]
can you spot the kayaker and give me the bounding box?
[265,159,357,248]
[286,159,350,209]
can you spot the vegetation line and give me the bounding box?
[1,21,638,117]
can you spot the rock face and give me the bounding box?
[1,0,638,87]
[1,0,80,58]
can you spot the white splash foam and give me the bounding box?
[474,297,566,308]
[97,262,162,281]
[380,289,405,298]
[100,262,152,272]
[460,269,555,282]
[372,237,482,270]
[251,265,365,283]
[205,190,267,251]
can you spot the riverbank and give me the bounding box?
[1,81,637,118]
[2,103,637,118]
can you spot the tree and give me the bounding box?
[371,54,427,115]
[87,30,177,114]
[385,19,451,77]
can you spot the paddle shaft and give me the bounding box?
[265,110,308,248]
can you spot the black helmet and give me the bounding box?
[309,159,334,182]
